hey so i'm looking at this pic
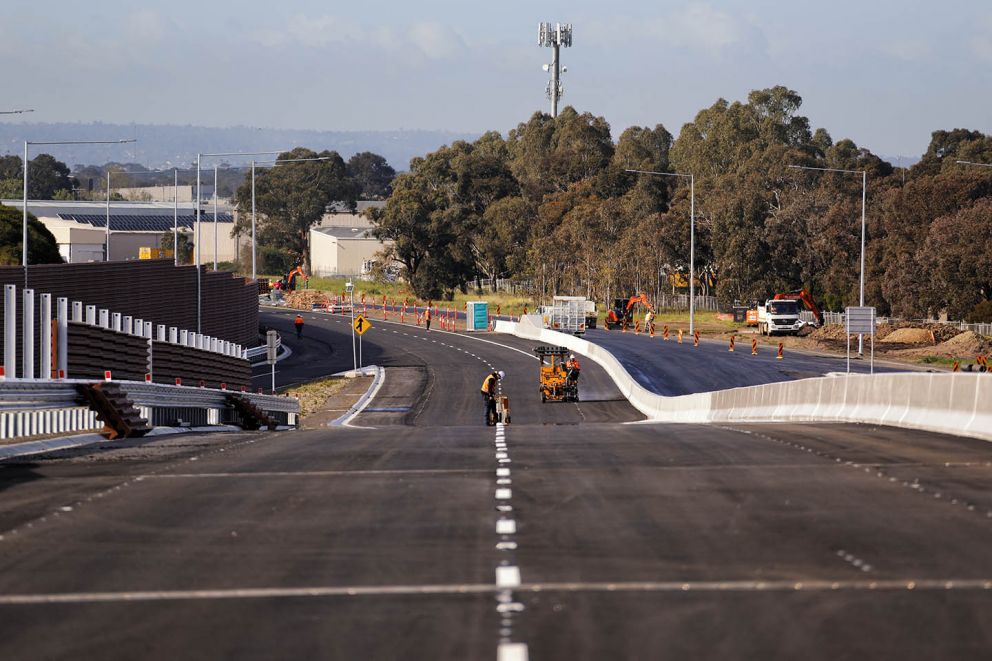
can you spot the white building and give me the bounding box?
[309,226,393,277]
[3,200,246,264]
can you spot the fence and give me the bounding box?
[654,294,720,312]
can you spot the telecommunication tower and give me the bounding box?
[538,22,572,118]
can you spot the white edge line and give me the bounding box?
[330,365,386,428]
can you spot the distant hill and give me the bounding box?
[0,122,480,172]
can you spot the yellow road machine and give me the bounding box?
[535,346,578,403]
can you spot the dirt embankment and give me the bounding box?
[805,322,990,364]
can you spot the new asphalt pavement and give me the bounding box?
[0,309,989,660]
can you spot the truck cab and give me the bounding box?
[757,299,804,336]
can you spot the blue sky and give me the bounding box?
[3,0,991,156]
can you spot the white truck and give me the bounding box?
[756,299,806,336]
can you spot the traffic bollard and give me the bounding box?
[663,325,670,341]
[677,329,684,344]
[751,339,758,355]
[634,321,640,335]
[649,323,655,338]
[693,331,700,347]
[777,343,784,360]
[729,335,735,352]
[952,361,960,372]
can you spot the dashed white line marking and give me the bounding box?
[495,488,512,500]
[497,468,510,477]
[497,520,517,535]
[496,566,521,588]
[497,642,529,661]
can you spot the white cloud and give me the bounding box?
[586,3,763,57]
[971,17,992,63]
[880,39,932,62]
[126,10,166,45]
[253,15,463,60]
[408,21,463,60]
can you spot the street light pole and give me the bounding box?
[213,165,219,271]
[192,150,287,332]
[174,168,179,266]
[21,138,135,282]
[626,169,697,335]
[251,161,257,280]
[788,164,868,354]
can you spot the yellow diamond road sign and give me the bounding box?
[353,315,372,335]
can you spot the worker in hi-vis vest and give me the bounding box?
[481,370,505,426]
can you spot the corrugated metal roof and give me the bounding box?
[313,226,376,239]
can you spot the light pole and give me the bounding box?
[22,138,135,281]
[194,150,285,332]
[788,164,867,354]
[626,169,697,335]
[346,280,357,372]
[248,156,332,281]
[104,168,177,261]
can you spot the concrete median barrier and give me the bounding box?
[494,318,992,442]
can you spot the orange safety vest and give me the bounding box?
[294,315,304,326]
[481,373,497,394]
[424,308,431,320]
[567,358,581,370]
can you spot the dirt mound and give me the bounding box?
[285,290,329,310]
[811,324,847,341]
[881,328,934,344]
[936,331,992,356]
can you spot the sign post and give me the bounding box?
[266,329,278,393]
[845,306,876,373]
[346,281,356,373]
[353,315,371,370]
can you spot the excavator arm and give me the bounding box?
[624,293,655,313]
[773,289,823,326]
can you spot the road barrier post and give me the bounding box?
[649,323,655,338]
[622,321,627,333]
[663,325,669,341]
[751,338,758,356]
[953,361,960,372]
[634,321,640,335]
[693,331,700,347]
[677,329,683,344]
[729,335,735,352]
[777,343,784,360]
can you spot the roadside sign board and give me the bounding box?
[354,315,372,335]
[266,330,278,365]
[845,306,876,334]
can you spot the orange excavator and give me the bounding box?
[285,265,306,291]
[773,289,823,327]
[605,293,655,330]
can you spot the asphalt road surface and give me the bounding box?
[0,311,989,660]
[582,327,923,396]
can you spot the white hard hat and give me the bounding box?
[570,354,575,359]
[497,370,506,379]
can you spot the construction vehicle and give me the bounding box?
[605,294,655,330]
[534,346,578,402]
[773,289,823,327]
[285,266,306,291]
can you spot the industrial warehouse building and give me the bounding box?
[308,226,392,277]
[2,200,244,264]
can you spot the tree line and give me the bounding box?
[369,86,992,322]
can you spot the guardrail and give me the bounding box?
[0,379,298,440]
[800,310,992,336]
[496,317,992,442]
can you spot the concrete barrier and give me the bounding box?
[494,318,992,442]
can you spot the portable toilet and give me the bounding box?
[465,301,490,332]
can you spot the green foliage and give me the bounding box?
[258,245,295,276]
[967,300,992,324]
[0,203,63,265]
[346,152,395,199]
[160,231,193,264]
[234,148,358,273]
